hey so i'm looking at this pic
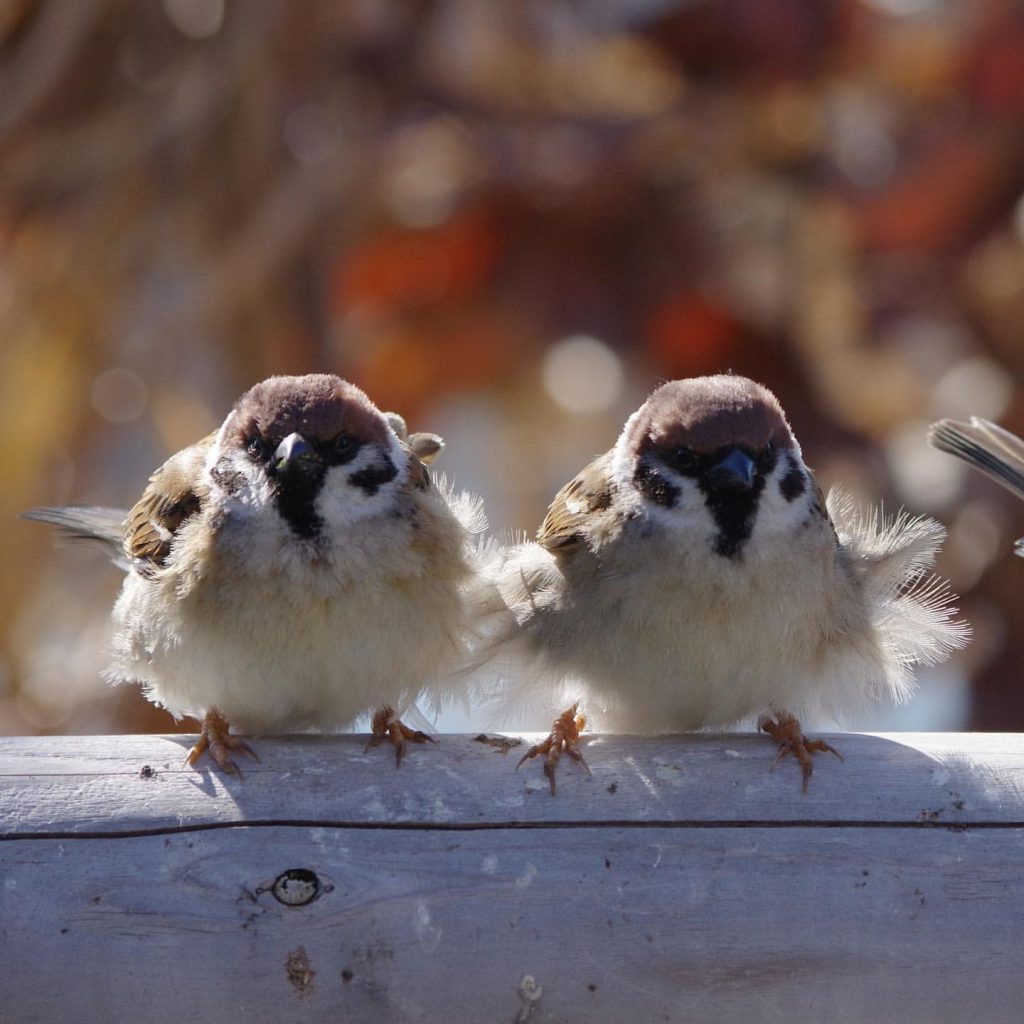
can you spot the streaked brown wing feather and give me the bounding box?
[537,451,614,553]
[125,433,215,568]
[399,440,432,492]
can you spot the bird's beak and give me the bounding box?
[707,449,756,491]
[271,432,320,476]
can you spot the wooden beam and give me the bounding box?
[1,732,1022,1022]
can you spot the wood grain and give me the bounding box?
[2,732,1023,1022]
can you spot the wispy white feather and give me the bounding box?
[827,488,969,704]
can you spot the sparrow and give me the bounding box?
[485,374,969,792]
[928,416,1024,555]
[23,373,484,772]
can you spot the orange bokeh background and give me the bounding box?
[2,0,1022,737]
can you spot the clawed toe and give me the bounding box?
[517,703,590,796]
[185,708,260,776]
[365,705,437,766]
[759,711,843,793]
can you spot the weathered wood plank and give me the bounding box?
[2,732,1024,832]
[2,733,1024,1023]
[2,825,1022,1022]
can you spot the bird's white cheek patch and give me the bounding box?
[643,477,717,540]
[750,461,816,541]
[208,448,275,510]
[315,448,406,532]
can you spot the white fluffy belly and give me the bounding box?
[108,570,459,732]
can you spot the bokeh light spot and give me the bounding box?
[542,336,624,414]
[861,0,942,15]
[284,104,341,164]
[885,419,963,506]
[931,356,1013,422]
[162,0,224,40]
[90,368,149,424]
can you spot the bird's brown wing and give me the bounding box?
[536,451,615,554]
[406,431,444,465]
[124,433,215,570]
[398,440,432,493]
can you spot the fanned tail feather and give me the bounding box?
[20,505,128,570]
[827,488,969,704]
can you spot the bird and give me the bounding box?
[23,373,485,772]
[483,374,968,793]
[928,416,1024,556]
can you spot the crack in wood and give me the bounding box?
[1,817,1014,841]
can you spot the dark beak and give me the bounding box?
[271,432,321,477]
[707,449,756,491]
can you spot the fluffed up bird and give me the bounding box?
[929,416,1024,556]
[482,374,969,792]
[23,374,485,772]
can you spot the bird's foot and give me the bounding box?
[364,705,437,767]
[758,711,843,793]
[185,708,259,776]
[516,702,591,796]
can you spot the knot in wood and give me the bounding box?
[272,869,321,907]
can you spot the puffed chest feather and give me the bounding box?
[529,518,864,730]
[108,505,469,731]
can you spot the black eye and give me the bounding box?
[246,435,268,460]
[668,445,700,474]
[327,433,361,465]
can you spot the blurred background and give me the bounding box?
[2,0,1022,738]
